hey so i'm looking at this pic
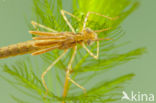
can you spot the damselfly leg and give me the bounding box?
[42,50,68,95]
[61,10,87,97]
[31,21,57,32]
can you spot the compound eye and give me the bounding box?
[87,40,94,45]
[87,40,91,45]
[85,28,92,33]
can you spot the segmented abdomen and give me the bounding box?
[0,40,42,59]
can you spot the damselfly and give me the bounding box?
[0,10,117,99]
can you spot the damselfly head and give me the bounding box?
[82,28,97,45]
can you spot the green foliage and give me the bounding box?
[0,0,146,103]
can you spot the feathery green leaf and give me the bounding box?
[0,0,146,103]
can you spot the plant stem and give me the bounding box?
[62,46,77,103]
[62,71,70,103]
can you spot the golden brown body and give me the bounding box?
[0,40,40,59]
[0,29,96,59]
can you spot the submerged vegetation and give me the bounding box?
[0,0,146,103]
